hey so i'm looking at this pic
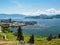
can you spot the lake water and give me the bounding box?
[10,19,60,36]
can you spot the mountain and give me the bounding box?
[52,14,60,18]
[39,14,53,19]
[25,14,60,19]
[26,14,53,19]
[0,14,25,19]
[0,14,60,19]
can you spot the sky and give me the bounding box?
[0,0,60,16]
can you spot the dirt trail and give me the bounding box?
[0,41,17,45]
[0,41,34,45]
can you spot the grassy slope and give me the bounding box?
[0,32,60,45]
[0,25,60,45]
[0,39,60,45]
[0,32,17,40]
[36,39,60,45]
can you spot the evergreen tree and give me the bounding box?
[47,34,53,41]
[58,33,60,38]
[9,18,12,23]
[29,34,34,44]
[17,26,24,41]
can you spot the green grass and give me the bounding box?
[0,39,60,45]
[24,35,46,43]
[22,35,60,45]
[6,33,17,40]
[35,39,60,45]
[0,32,60,45]
[0,32,17,40]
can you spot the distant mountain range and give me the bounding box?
[0,14,60,19]
[0,14,25,19]
[26,14,60,19]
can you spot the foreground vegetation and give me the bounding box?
[0,39,60,45]
[0,24,60,45]
[0,32,60,45]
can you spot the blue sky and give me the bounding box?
[0,0,60,16]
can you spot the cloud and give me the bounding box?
[0,8,60,16]
[21,10,41,16]
[0,0,60,16]
[45,8,60,15]
[21,8,60,16]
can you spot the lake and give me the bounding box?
[10,19,60,36]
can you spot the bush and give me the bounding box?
[58,33,60,38]
[13,32,17,36]
[47,34,53,41]
[2,24,13,33]
[28,34,34,44]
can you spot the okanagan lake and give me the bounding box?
[10,19,60,36]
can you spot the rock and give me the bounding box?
[20,40,25,44]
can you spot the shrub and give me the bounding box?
[47,34,53,41]
[58,33,60,38]
[28,34,34,44]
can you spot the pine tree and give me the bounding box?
[29,34,34,44]
[17,26,24,41]
[58,33,60,38]
[47,34,53,41]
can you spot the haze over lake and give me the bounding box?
[10,18,60,36]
